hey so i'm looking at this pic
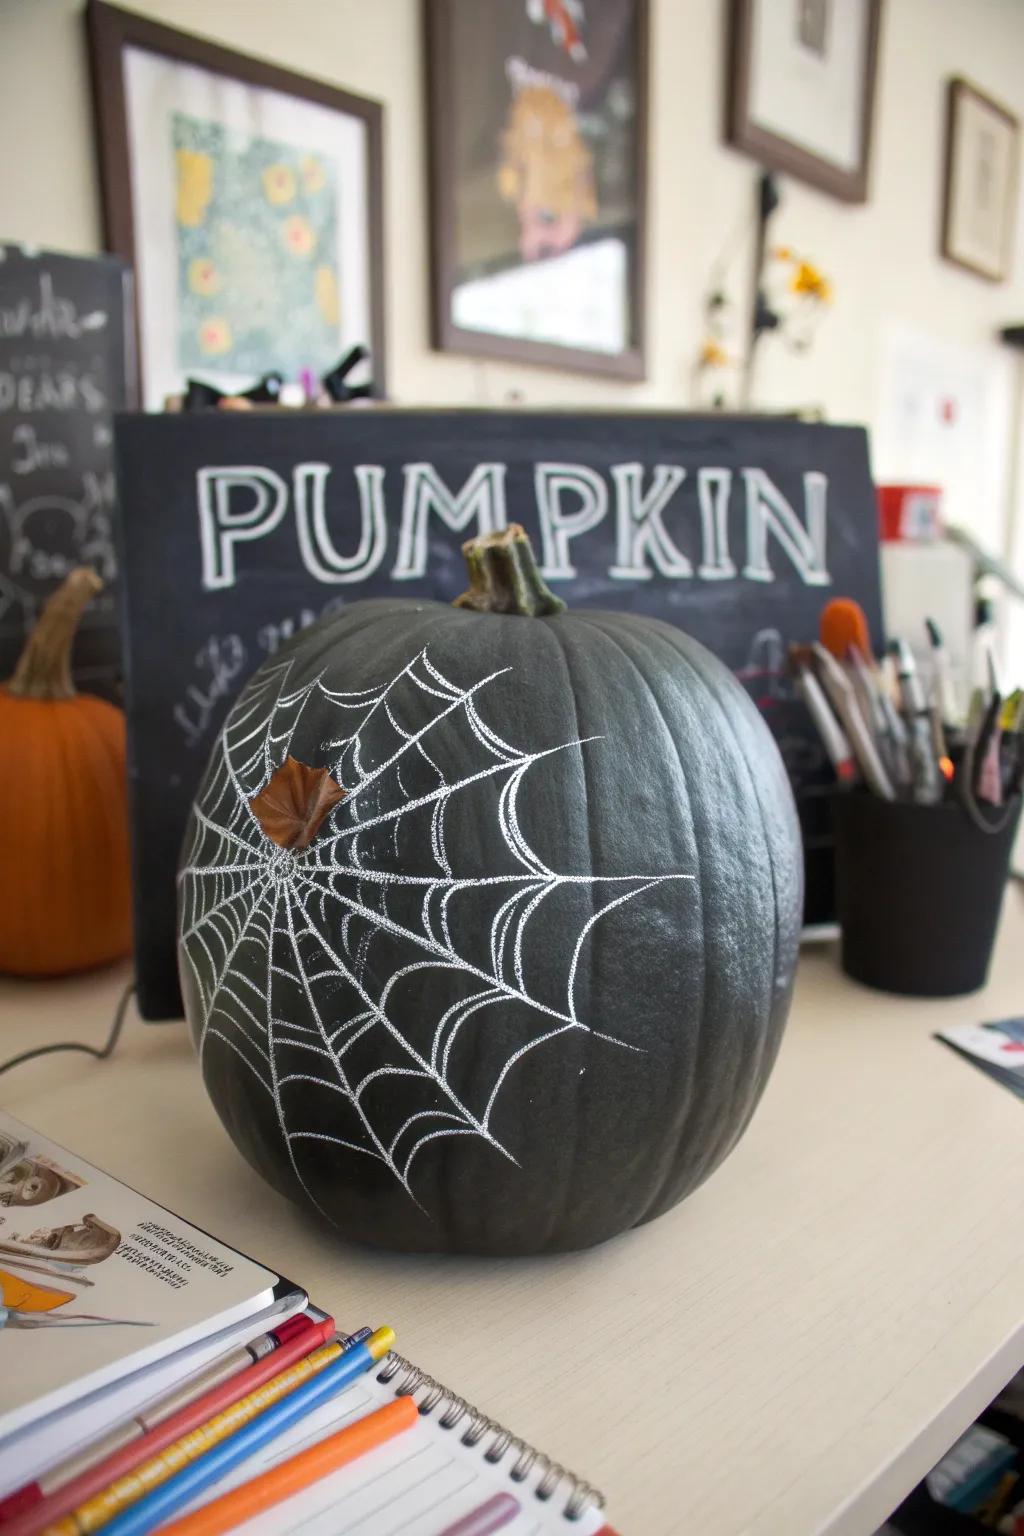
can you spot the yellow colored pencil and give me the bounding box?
[44,1342,343,1536]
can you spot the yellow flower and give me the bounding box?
[176,150,213,229]
[700,338,729,368]
[790,261,832,301]
[301,155,326,193]
[262,164,296,206]
[314,264,340,325]
[198,317,232,356]
[283,214,315,258]
[188,257,221,296]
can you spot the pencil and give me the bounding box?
[156,1396,417,1536]
[0,1309,328,1528]
[93,1327,395,1536]
[7,1320,339,1536]
[40,1341,345,1536]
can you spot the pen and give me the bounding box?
[811,644,895,800]
[0,1305,324,1524]
[846,643,894,771]
[432,1493,522,1536]
[94,1328,395,1536]
[889,640,942,805]
[924,617,959,725]
[151,1397,418,1536]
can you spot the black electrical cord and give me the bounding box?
[0,979,135,1078]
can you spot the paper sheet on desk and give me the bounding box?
[177,1363,608,1536]
[936,1020,1024,1099]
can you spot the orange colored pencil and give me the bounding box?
[156,1396,418,1536]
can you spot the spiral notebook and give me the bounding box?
[0,1114,614,1533]
[174,1344,614,1535]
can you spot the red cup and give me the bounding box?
[876,484,942,542]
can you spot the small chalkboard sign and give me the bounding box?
[0,246,133,698]
[114,410,882,1018]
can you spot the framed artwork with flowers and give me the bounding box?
[425,0,649,380]
[86,1,385,407]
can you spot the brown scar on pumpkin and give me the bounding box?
[249,755,347,851]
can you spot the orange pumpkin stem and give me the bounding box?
[7,568,102,700]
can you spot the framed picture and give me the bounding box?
[727,0,882,203]
[86,0,385,407]
[941,78,1019,283]
[425,0,648,380]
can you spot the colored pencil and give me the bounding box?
[93,1328,395,1536]
[0,1306,323,1527]
[39,1341,345,1536]
[433,1492,521,1535]
[13,1327,340,1536]
[155,1396,417,1536]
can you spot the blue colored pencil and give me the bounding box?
[97,1327,394,1536]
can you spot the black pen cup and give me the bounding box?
[831,792,1022,996]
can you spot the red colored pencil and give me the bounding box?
[2,1316,336,1536]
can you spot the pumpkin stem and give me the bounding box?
[453,524,566,617]
[7,567,102,700]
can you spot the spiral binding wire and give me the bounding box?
[376,1351,604,1521]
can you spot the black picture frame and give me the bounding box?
[425,0,649,381]
[85,0,387,398]
[727,0,882,205]
[941,76,1020,283]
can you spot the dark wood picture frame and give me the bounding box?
[941,77,1020,283]
[85,0,387,394]
[425,0,648,381]
[727,0,882,204]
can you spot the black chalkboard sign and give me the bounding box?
[114,410,882,1018]
[0,246,133,698]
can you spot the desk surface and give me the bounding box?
[3,900,1024,1536]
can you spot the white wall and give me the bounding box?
[1,0,1023,423]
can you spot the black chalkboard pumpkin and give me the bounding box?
[178,527,802,1254]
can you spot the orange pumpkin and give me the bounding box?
[0,569,132,975]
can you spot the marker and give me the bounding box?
[96,1328,396,1536]
[877,688,912,792]
[928,685,949,780]
[973,689,1004,807]
[925,617,959,725]
[153,1396,417,1536]
[432,1493,522,1536]
[847,643,893,769]
[812,644,895,800]
[889,640,942,805]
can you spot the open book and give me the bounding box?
[0,1111,293,1440]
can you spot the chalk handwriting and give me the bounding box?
[0,368,106,415]
[0,271,108,342]
[0,471,116,586]
[173,635,249,747]
[11,423,69,475]
[196,461,833,592]
[174,599,350,746]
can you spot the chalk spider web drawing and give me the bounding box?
[179,649,692,1211]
